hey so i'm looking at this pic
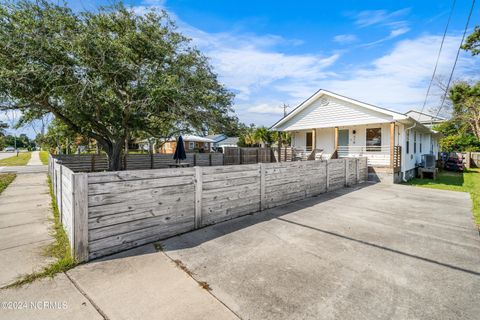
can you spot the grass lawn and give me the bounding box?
[0,174,16,194]
[39,151,49,165]
[0,152,31,166]
[406,168,480,225]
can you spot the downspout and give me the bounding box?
[402,120,417,182]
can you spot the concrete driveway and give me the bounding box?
[162,183,480,320]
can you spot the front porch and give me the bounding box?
[289,123,401,172]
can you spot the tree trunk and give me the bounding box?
[106,141,124,171]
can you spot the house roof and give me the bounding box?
[206,134,227,143]
[167,135,215,143]
[217,137,239,146]
[271,89,407,131]
[405,110,447,123]
[270,89,440,135]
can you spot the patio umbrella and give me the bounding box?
[173,135,187,163]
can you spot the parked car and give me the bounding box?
[444,155,464,172]
[4,146,15,152]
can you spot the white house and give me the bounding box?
[271,90,442,183]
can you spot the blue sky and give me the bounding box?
[6,0,480,137]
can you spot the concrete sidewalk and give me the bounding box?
[0,173,54,287]
[1,246,239,320]
[27,151,43,166]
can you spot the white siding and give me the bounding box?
[277,96,394,131]
[316,128,335,158]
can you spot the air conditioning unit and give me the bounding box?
[422,154,435,169]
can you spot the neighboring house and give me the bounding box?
[206,134,239,148]
[405,110,446,128]
[271,89,441,183]
[160,135,215,154]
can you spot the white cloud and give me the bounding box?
[179,24,339,101]
[354,8,410,28]
[360,27,410,47]
[314,34,480,112]
[333,34,358,44]
[247,103,286,115]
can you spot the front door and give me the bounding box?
[306,132,313,151]
[338,129,349,146]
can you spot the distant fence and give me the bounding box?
[447,152,480,169]
[49,155,368,261]
[223,147,293,165]
[470,152,480,168]
[53,147,294,171]
[53,153,224,172]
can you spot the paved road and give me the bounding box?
[0,151,47,174]
[162,183,479,320]
[0,165,47,174]
[0,152,17,161]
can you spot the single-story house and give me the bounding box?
[206,134,239,149]
[271,89,442,183]
[160,135,215,154]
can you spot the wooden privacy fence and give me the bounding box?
[52,153,224,172]
[469,152,480,168]
[223,147,293,165]
[49,155,368,261]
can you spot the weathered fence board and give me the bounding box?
[49,155,368,262]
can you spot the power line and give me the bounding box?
[417,0,457,122]
[434,0,476,119]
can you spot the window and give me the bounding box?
[414,131,417,153]
[189,141,195,149]
[366,128,381,151]
[406,130,410,154]
[419,133,422,153]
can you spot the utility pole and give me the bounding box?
[283,103,289,117]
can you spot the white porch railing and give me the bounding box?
[338,145,390,166]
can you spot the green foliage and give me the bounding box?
[0,173,16,194]
[462,25,480,56]
[435,81,480,152]
[449,82,480,139]
[439,134,480,152]
[0,152,31,165]
[238,124,290,147]
[0,1,235,170]
[39,150,49,165]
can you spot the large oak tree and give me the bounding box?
[0,1,235,170]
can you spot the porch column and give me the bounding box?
[390,122,395,168]
[312,129,316,151]
[334,127,339,150]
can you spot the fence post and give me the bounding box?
[465,152,471,169]
[344,158,348,187]
[209,153,212,166]
[194,166,203,229]
[239,148,243,165]
[326,160,330,192]
[72,173,88,262]
[150,153,154,169]
[356,158,360,184]
[193,153,197,166]
[259,163,266,210]
[91,154,95,172]
[59,162,63,217]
